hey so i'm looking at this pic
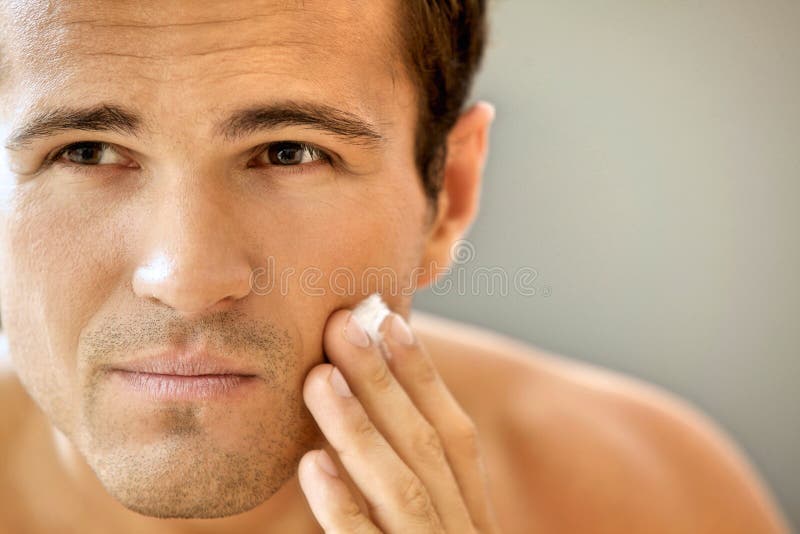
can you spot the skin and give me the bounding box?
[0,0,792,532]
[0,0,430,521]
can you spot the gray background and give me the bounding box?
[414,0,799,529]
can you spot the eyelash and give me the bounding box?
[249,141,334,172]
[44,141,335,175]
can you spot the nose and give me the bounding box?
[132,176,253,316]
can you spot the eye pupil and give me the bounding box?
[66,142,103,165]
[268,142,305,165]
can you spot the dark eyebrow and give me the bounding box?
[4,105,143,151]
[217,101,386,149]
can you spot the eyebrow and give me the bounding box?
[4,105,142,151]
[4,101,386,151]
[219,102,385,148]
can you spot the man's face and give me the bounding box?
[0,0,430,518]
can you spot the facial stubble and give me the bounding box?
[72,309,323,519]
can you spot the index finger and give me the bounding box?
[380,313,501,534]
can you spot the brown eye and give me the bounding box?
[53,142,127,166]
[263,142,328,166]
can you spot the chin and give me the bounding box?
[79,412,323,519]
[86,437,282,518]
[113,485,270,520]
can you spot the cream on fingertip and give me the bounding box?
[350,293,391,344]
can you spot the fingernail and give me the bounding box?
[329,366,353,397]
[388,313,415,346]
[344,312,371,348]
[316,449,339,477]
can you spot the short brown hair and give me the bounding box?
[397,1,489,206]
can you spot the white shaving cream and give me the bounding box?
[351,293,391,343]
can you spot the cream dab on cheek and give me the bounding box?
[350,293,391,343]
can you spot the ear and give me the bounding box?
[417,101,495,289]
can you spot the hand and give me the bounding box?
[297,306,501,533]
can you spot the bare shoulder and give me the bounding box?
[0,335,40,520]
[0,335,32,441]
[0,357,40,484]
[410,311,791,534]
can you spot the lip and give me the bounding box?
[107,346,261,401]
[111,347,260,377]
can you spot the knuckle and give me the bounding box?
[331,503,375,534]
[412,423,446,464]
[451,416,481,458]
[398,474,435,519]
[351,413,379,443]
[414,357,440,386]
[337,497,365,525]
[366,361,395,393]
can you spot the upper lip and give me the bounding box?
[111,346,259,377]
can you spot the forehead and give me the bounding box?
[0,0,410,135]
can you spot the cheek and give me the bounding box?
[276,173,427,296]
[245,170,427,347]
[7,188,126,327]
[0,187,127,428]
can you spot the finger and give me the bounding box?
[297,448,381,534]
[323,309,475,532]
[381,313,501,533]
[303,363,445,533]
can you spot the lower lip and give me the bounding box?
[109,370,258,401]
